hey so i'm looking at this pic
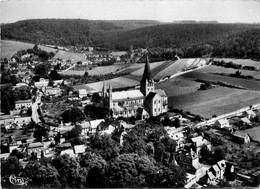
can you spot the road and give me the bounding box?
[59,63,76,74]
[194,103,260,128]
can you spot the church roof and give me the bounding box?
[141,55,153,82]
[155,89,167,97]
[112,90,144,101]
[145,92,157,101]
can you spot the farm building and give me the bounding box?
[104,55,168,118]
[243,110,256,120]
[215,118,230,128]
[78,89,88,98]
[232,131,251,144]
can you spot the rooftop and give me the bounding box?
[112,90,144,101]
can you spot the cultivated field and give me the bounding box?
[131,61,166,76]
[153,58,208,80]
[52,51,85,62]
[168,87,260,118]
[1,40,56,58]
[199,65,260,80]
[214,58,260,70]
[62,64,127,76]
[155,77,202,96]
[182,70,260,91]
[73,77,139,93]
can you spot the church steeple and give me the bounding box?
[141,55,152,83]
[140,55,154,96]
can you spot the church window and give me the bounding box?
[158,108,160,112]
[159,100,160,103]
[154,108,156,112]
[154,100,156,104]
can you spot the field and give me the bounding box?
[73,77,139,93]
[182,70,260,91]
[62,64,126,76]
[240,126,260,142]
[1,40,85,62]
[168,87,260,118]
[199,65,260,80]
[153,58,208,80]
[131,61,166,76]
[52,51,85,62]
[1,40,56,58]
[214,58,260,69]
[155,77,202,96]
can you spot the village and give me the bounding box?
[1,43,260,188]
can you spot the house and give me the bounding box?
[44,87,62,96]
[215,119,230,128]
[15,100,32,110]
[89,119,105,134]
[27,142,44,158]
[191,136,211,155]
[78,89,88,99]
[136,107,149,120]
[243,110,256,120]
[74,144,87,156]
[232,131,251,143]
[199,160,227,186]
[34,80,49,88]
[100,125,115,135]
[240,117,251,125]
[175,149,201,174]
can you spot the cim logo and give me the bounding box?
[9,174,30,186]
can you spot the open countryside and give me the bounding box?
[168,87,260,118]
[182,70,260,91]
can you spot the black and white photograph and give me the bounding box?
[1,0,260,188]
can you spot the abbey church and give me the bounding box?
[103,56,168,118]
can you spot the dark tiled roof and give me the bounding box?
[145,92,157,101]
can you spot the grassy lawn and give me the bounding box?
[53,51,85,62]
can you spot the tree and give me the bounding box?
[106,153,144,187]
[62,107,85,123]
[9,149,26,159]
[84,71,89,77]
[79,152,107,172]
[89,134,120,161]
[91,93,102,103]
[155,163,187,188]
[52,154,82,187]
[122,129,148,156]
[200,144,211,159]
[212,147,226,163]
[1,156,24,187]
[24,161,60,188]
[49,69,61,80]
[173,118,181,128]
[87,167,106,188]
[66,124,82,140]
[34,64,49,78]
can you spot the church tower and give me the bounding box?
[140,55,154,96]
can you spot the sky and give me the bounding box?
[1,0,260,23]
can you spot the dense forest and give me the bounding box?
[2,19,260,59]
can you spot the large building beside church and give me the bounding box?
[103,56,168,118]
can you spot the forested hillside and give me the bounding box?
[1,19,260,60]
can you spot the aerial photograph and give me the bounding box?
[0,0,260,188]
